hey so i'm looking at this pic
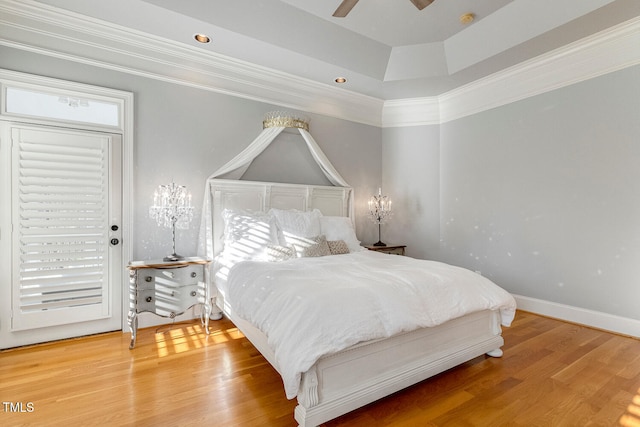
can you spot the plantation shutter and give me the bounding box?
[11,127,112,331]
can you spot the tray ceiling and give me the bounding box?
[27,0,639,100]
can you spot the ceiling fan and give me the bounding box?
[333,0,434,17]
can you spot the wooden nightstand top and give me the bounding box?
[364,245,406,255]
[127,256,211,269]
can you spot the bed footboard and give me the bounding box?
[294,310,503,427]
[216,293,504,427]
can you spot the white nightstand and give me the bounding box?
[126,257,211,349]
[364,244,406,256]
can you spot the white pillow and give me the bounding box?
[263,245,296,262]
[269,208,322,246]
[319,216,363,252]
[220,209,279,261]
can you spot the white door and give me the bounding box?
[0,123,122,347]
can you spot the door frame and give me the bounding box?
[0,69,133,348]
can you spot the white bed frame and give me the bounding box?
[206,179,505,427]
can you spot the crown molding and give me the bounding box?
[0,0,383,127]
[381,97,439,128]
[382,15,640,127]
[439,15,640,124]
[1,1,639,129]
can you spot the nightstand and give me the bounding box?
[127,257,212,349]
[365,244,406,256]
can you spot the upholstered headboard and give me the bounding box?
[207,179,352,257]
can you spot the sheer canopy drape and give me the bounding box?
[197,126,353,260]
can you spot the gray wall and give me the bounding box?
[383,64,640,321]
[0,46,382,260]
[381,125,440,260]
[5,43,639,323]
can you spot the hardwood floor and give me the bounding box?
[1,311,639,426]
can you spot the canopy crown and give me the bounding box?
[263,111,309,132]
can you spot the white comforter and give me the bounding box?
[226,250,516,399]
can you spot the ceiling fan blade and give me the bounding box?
[410,0,434,11]
[333,0,359,17]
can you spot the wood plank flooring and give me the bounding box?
[1,311,640,426]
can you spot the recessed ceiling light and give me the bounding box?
[460,13,475,24]
[194,33,211,44]
[335,77,347,84]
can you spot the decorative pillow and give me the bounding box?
[319,216,363,252]
[220,209,279,261]
[327,240,349,255]
[292,235,331,258]
[269,208,322,246]
[264,245,296,262]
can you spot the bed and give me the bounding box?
[203,178,516,427]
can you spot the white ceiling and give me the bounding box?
[27,0,640,100]
[279,0,514,47]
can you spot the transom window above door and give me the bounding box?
[4,85,121,129]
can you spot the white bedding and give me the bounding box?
[225,250,517,399]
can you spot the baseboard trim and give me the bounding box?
[512,294,640,338]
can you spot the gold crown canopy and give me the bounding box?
[263,111,310,131]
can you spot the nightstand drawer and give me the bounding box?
[136,265,203,290]
[136,283,201,316]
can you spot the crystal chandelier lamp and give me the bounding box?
[367,188,392,247]
[149,182,194,261]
